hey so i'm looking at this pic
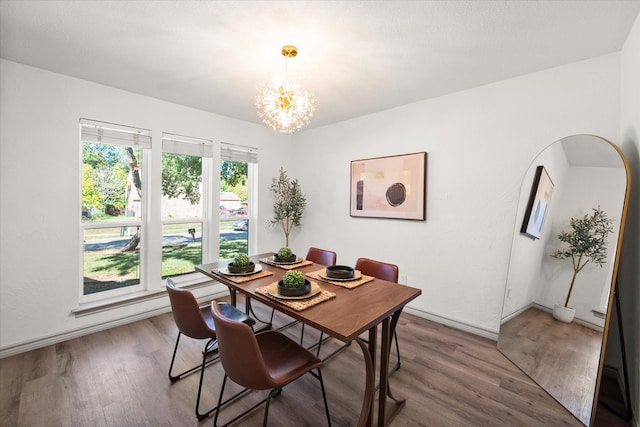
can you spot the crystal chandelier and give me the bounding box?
[255,45,316,133]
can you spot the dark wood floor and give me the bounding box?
[0,295,631,427]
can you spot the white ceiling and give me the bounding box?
[1,1,639,131]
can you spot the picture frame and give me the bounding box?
[350,152,427,220]
[521,165,554,239]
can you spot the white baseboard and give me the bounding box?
[9,298,595,359]
[0,290,227,359]
[404,306,499,341]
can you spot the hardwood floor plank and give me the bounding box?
[0,296,629,427]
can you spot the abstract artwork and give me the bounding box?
[350,152,427,220]
[521,165,554,239]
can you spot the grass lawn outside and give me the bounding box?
[84,225,248,295]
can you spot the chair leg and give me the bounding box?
[317,369,332,427]
[262,387,282,427]
[316,331,324,356]
[213,374,228,427]
[168,332,182,381]
[196,337,218,420]
[168,333,219,382]
[213,376,276,427]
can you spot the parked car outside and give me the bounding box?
[220,205,233,216]
[234,207,248,216]
[233,220,248,231]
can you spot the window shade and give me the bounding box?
[80,118,152,149]
[162,133,213,158]
[221,142,258,164]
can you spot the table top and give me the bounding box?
[196,253,421,342]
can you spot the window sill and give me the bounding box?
[72,277,223,317]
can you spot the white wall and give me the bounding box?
[0,52,624,355]
[287,54,620,337]
[0,59,288,352]
[618,11,640,427]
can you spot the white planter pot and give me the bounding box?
[553,304,576,323]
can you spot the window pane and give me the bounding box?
[161,153,203,220]
[220,159,249,260]
[83,227,140,295]
[162,222,202,278]
[220,219,248,261]
[82,143,143,222]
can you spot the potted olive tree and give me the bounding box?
[550,207,614,323]
[268,167,306,247]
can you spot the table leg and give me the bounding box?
[355,337,374,427]
[378,312,406,426]
[367,326,377,426]
[386,310,405,403]
[379,318,391,426]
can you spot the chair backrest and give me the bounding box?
[355,257,399,283]
[211,302,275,390]
[166,278,215,339]
[306,247,337,266]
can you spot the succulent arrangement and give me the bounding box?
[232,254,251,267]
[282,270,306,288]
[228,253,254,273]
[277,247,293,258]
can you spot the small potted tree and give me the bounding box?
[278,269,311,296]
[550,207,614,322]
[268,167,306,247]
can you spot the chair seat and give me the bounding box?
[202,302,256,329]
[257,331,323,387]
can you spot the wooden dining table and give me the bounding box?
[195,253,421,427]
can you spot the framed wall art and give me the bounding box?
[521,165,554,239]
[350,152,427,220]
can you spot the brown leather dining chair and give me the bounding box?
[211,301,331,427]
[306,246,337,266]
[355,257,402,371]
[166,278,255,420]
[298,247,338,347]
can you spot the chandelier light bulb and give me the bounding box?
[255,46,316,133]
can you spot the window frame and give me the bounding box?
[79,119,151,303]
[78,121,259,305]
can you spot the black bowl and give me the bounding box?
[277,279,311,296]
[274,254,297,263]
[227,261,255,274]
[326,265,355,279]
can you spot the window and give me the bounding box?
[161,133,213,279]
[219,143,258,261]
[80,119,151,298]
[80,120,258,302]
